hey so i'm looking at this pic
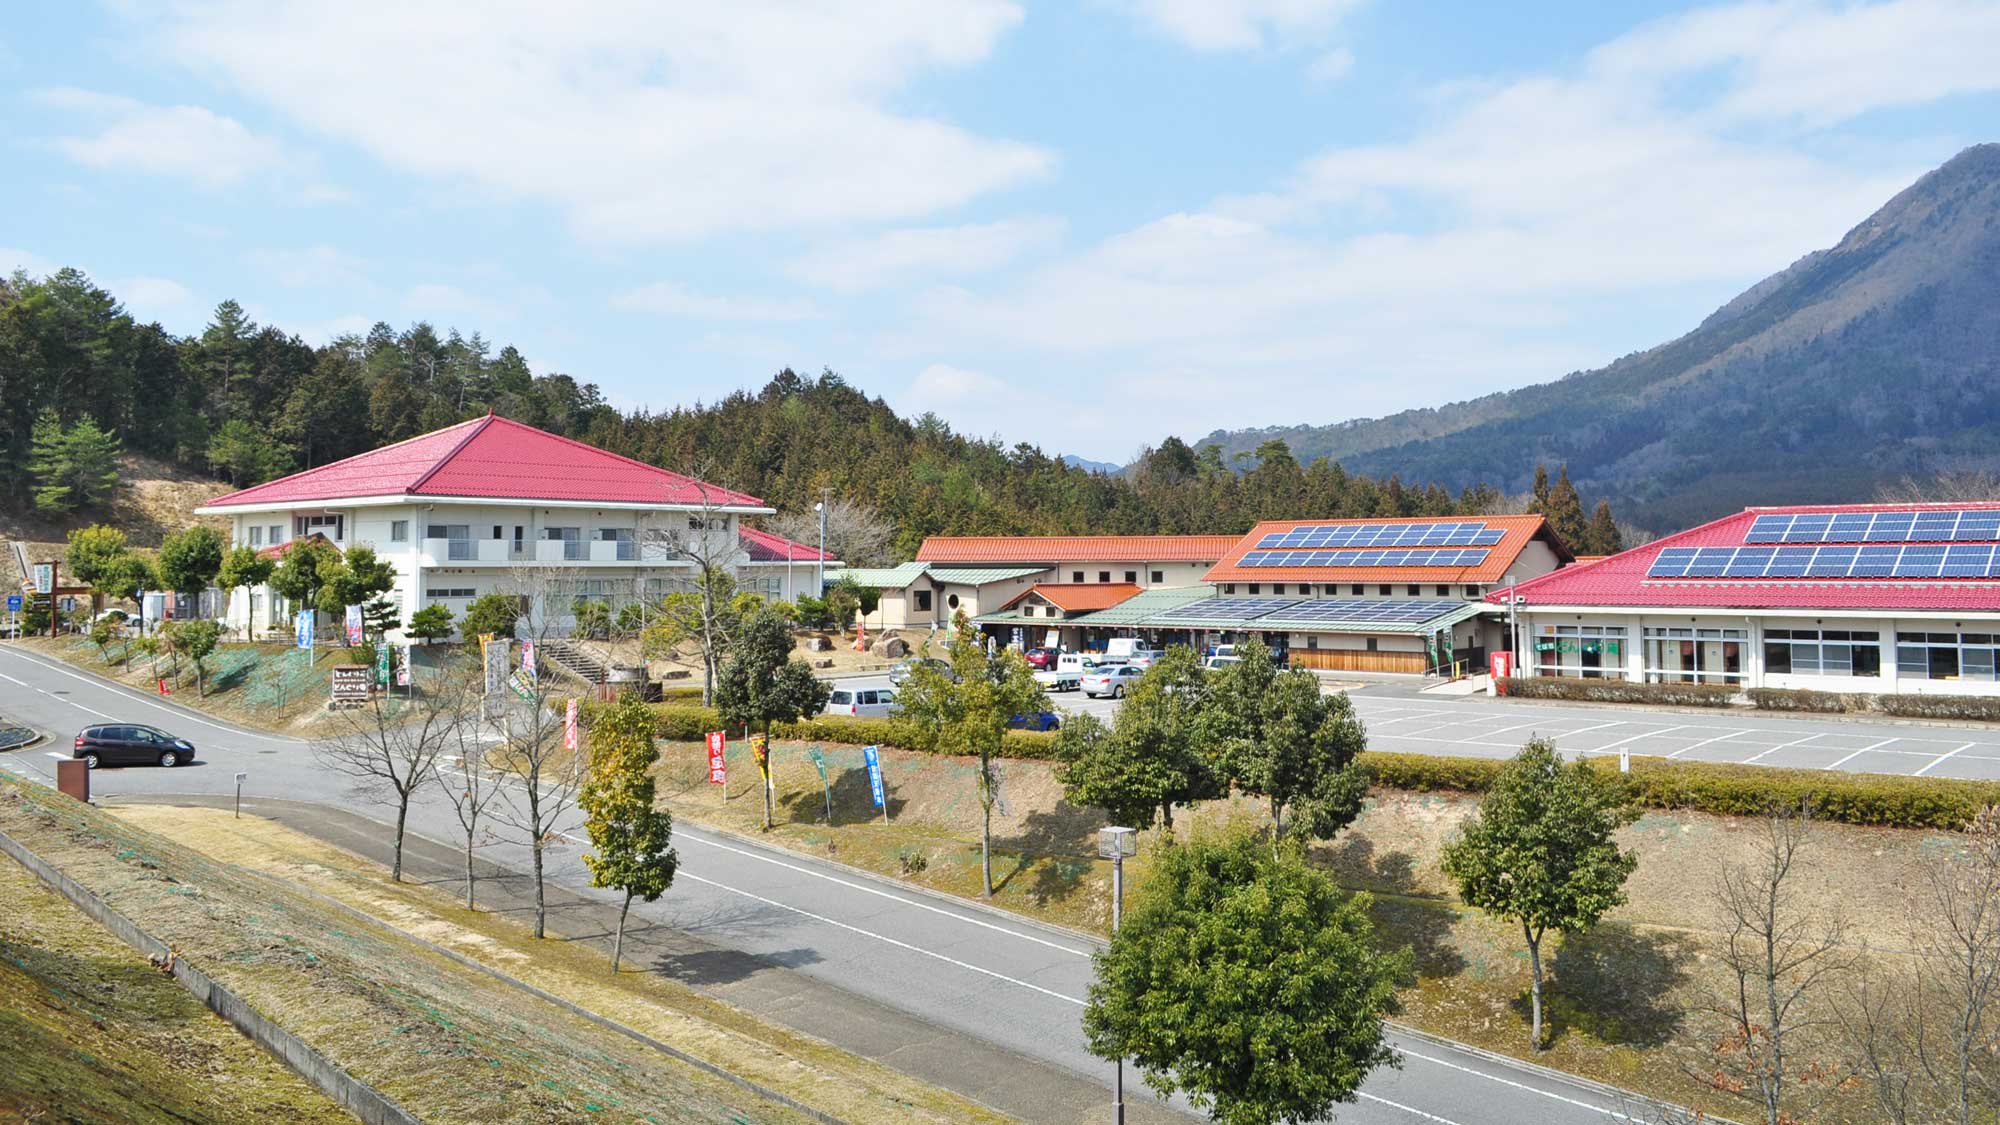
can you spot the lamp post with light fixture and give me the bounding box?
[1098,826,1137,1125]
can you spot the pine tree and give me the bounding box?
[1544,466,1588,553]
[1583,500,1623,555]
[1528,463,1552,513]
[29,410,121,513]
[198,299,257,421]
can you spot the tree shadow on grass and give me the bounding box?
[652,946,824,986]
[1364,895,1467,983]
[1322,833,1422,896]
[776,766,908,826]
[1512,925,1696,1050]
[992,804,1103,905]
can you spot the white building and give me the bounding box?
[193,414,832,640]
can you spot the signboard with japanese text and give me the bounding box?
[520,639,536,678]
[481,635,506,694]
[706,731,727,785]
[395,645,412,687]
[563,698,579,751]
[751,732,770,788]
[32,565,52,594]
[330,665,372,703]
[375,641,391,684]
[863,744,885,809]
[295,609,315,650]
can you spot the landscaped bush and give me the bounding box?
[1359,751,1505,794]
[772,714,915,748]
[1877,693,2000,722]
[645,703,1060,758]
[650,704,721,740]
[1500,677,1738,707]
[1746,687,1872,713]
[656,685,706,703]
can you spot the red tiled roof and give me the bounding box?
[202,415,766,510]
[916,535,1240,564]
[1490,503,2000,612]
[1000,583,1142,613]
[739,525,836,563]
[1204,515,1565,585]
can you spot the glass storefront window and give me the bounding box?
[1899,632,1999,681]
[1643,626,1746,684]
[1534,624,1627,679]
[1763,628,1881,679]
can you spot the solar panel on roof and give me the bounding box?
[1153,598,1298,624]
[1647,548,1698,578]
[1754,509,2000,543]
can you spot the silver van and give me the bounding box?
[825,687,899,718]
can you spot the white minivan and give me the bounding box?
[824,687,899,718]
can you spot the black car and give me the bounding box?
[72,724,194,769]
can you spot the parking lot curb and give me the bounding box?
[1456,690,2000,735]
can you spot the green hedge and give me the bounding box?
[1500,677,1738,707]
[1746,687,1870,714]
[1878,694,2000,722]
[646,704,1061,759]
[656,685,706,703]
[1356,749,2000,831]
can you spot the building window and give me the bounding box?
[1406,584,1421,596]
[1073,571,1085,583]
[1366,637,1378,652]
[914,589,933,612]
[1897,632,1998,681]
[1124,570,1137,583]
[1535,624,1628,679]
[1098,571,1111,583]
[1644,626,1749,683]
[1223,584,1236,594]
[1248,584,1261,595]
[544,526,583,560]
[1350,584,1363,595]
[1764,629,1882,678]
[296,514,342,540]
[1436,584,1450,596]
[390,520,409,543]
[1378,584,1392,596]
[1150,570,1163,584]
[268,524,284,545]
[1297,584,1313,597]
[427,587,476,600]
[1464,585,1483,597]
[1306,634,1319,650]
[595,528,637,560]
[1271,584,1285,595]
[249,525,263,547]
[427,524,473,561]
[947,593,960,610]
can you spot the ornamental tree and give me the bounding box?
[217,545,274,597]
[64,524,130,591]
[1053,646,1224,830]
[1085,832,1409,1125]
[156,525,225,602]
[579,693,679,972]
[177,618,221,696]
[714,603,829,829]
[408,603,454,645]
[1440,738,1639,1049]
[270,537,340,614]
[1204,643,1370,845]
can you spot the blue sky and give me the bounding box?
[5,1,1999,463]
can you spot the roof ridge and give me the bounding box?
[474,415,763,507]
[209,414,487,504]
[405,412,496,496]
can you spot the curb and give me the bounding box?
[1458,688,2000,734]
[1384,1023,1730,1125]
[0,820,420,1125]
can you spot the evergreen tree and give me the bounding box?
[1205,643,1371,846]
[207,418,293,485]
[1583,500,1623,555]
[579,694,678,973]
[198,299,257,421]
[29,410,121,513]
[1544,466,1589,552]
[1529,463,1552,512]
[713,604,830,829]
[157,526,226,601]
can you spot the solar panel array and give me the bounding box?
[1746,510,2000,544]
[1149,596,1466,627]
[1253,521,1505,550]
[1648,544,2000,580]
[1238,547,1490,569]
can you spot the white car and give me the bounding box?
[1080,664,1146,699]
[1202,655,1241,671]
[824,687,899,718]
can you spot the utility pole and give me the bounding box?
[48,561,59,638]
[814,491,829,597]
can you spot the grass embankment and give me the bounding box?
[12,634,473,735]
[660,736,1923,1123]
[0,853,349,1124]
[0,775,842,1124]
[101,803,1005,1125]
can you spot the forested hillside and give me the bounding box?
[1193,144,2000,532]
[0,269,1623,558]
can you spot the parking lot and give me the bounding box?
[832,672,2000,782]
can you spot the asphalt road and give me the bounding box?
[0,642,1684,1125]
[841,668,2000,781]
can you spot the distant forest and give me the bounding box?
[0,268,1624,558]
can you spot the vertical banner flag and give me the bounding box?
[480,635,504,695]
[563,698,579,751]
[863,745,885,810]
[705,731,727,786]
[375,641,391,685]
[520,639,536,678]
[396,644,412,687]
[295,609,315,650]
[345,604,364,646]
[807,745,831,823]
[751,732,771,788]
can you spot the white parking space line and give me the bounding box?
[1590,725,1687,753]
[1916,742,1978,777]
[1821,738,1899,772]
[1739,733,1828,765]
[1665,729,1754,759]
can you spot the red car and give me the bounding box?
[1023,647,1059,670]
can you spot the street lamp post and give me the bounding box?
[1098,826,1138,1125]
[814,499,827,597]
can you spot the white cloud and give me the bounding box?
[613,282,821,322]
[1115,0,1361,50]
[113,276,196,320]
[1,247,55,278]
[1305,45,1353,83]
[146,2,1052,241]
[901,363,1011,431]
[785,217,1062,293]
[40,89,284,187]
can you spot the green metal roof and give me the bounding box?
[1249,600,1491,634]
[824,562,929,588]
[926,566,1048,585]
[1068,584,1217,626]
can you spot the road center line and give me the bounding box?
[1820,738,1898,772]
[676,831,1094,958]
[1397,1047,1640,1122]
[0,646,275,741]
[1915,742,1977,777]
[676,870,1087,1007]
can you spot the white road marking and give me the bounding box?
[1590,725,1686,753]
[1397,1048,1640,1122]
[0,647,265,739]
[0,668,116,719]
[677,832,1093,958]
[1916,742,1978,778]
[1664,729,1753,759]
[1739,732,1828,765]
[1359,1091,1464,1123]
[676,870,1087,1006]
[1821,738,1899,772]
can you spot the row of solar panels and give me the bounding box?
[1152,596,1468,625]
[1746,510,2000,544]
[1254,521,1507,550]
[1649,543,2000,580]
[1238,547,1492,569]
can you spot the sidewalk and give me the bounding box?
[105,794,1183,1125]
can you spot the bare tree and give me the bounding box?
[766,496,893,566]
[491,565,594,939]
[643,468,747,706]
[1683,803,1854,1125]
[442,734,504,911]
[1877,470,2000,504]
[313,660,473,881]
[1840,805,2000,1124]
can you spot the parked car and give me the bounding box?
[1007,710,1062,732]
[1202,655,1241,671]
[1022,647,1060,670]
[1205,643,1239,659]
[72,724,193,769]
[1080,663,1147,699]
[888,658,957,686]
[1122,648,1166,669]
[824,687,899,718]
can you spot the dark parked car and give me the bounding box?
[72,724,193,769]
[1007,710,1062,732]
[1022,647,1060,670]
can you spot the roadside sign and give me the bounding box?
[751,732,770,786]
[375,641,391,685]
[31,564,52,594]
[706,731,727,787]
[863,744,886,822]
[6,595,20,612]
[807,745,831,823]
[395,644,412,687]
[481,635,506,694]
[295,609,315,650]
[520,639,536,678]
[330,665,372,703]
[563,698,579,751]
[345,604,364,646]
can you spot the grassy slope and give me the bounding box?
[659,736,1920,1124]
[0,853,349,1124]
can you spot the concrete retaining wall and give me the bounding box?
[0,825,420,1125]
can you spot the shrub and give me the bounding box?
[772,714,915,748]
[651,704,722,740]
[1746,687,1872,714]
[657,685,706,703]
[1877,694,2000,722]
[1500,677,1737,707]
[647,704,1060,759]
[1360,752,1505,793]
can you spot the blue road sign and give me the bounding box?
[5,595,19,612]
[863,744,885,809]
